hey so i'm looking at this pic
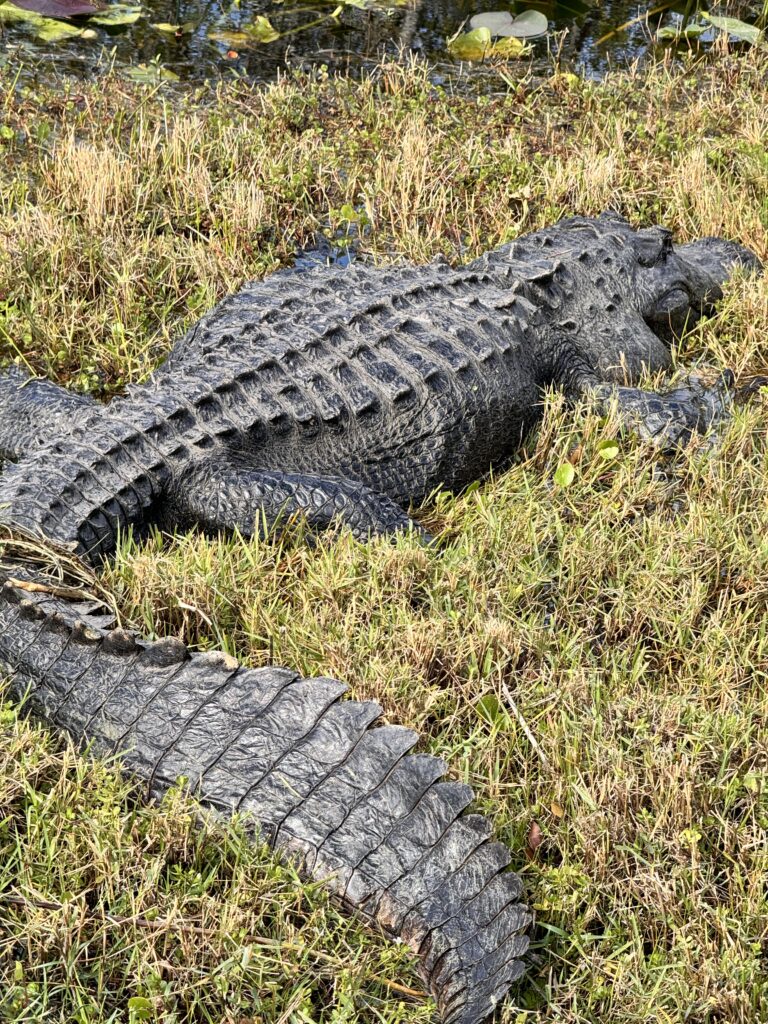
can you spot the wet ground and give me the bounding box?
[0,0,746,83]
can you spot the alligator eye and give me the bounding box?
[637,226,674,267]
[655,287,691,318]
[646,287,694,336]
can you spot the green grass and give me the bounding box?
[1,47,768,1023]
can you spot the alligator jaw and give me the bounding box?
[0,566,531,1023]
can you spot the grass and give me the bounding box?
[1,45,767,1024]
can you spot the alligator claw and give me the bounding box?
[594,370,735,450]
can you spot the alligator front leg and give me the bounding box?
[550,328,736,450]
[0,366,95,461]
[589,370,735,448]
[163,461,429,542]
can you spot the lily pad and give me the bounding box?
[701,12,763,45]
[208,15,279,47]
[124,62,180,82]
[37,14,93,36]
[152,20,195,32]
[448,25,528,60]
[89,3,141,25]
[208,29,250,46]
[469,10,513,33]
[0,3,95,38]
[656,21,709,41]
[469,8,547,38]
[4,0,103,16]
[244,14,279,42]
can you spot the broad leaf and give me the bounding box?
[596,439,619,460]
[469,10,514,34]
[656,21,709,40]
[125,62,180,82]
[701,12,763,45]
[504,9,547,37]
[153,19,195,32]
[208,15,279,47]
[448,25,527,59]
[37,14,92,35]
[244,14,279,42]
[0,2,94,38]
[89,3,141,25]
[469,9,547,39]
[4,0,103,16]
[208,29,251,46]
[554,462,575,487]
[477,694,507,726]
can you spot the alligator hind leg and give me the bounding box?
[590,370,735,449]
[0,366,95,462]
[163,461,429,542]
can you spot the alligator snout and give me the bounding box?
[677,236,763,292]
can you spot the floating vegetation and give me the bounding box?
[0,0,142,40]
[468,9,549,38]
[0,2,98,40]
[599,1,766,48]
[446,25,531,60]
[0,0,764,88]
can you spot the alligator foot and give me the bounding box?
[0,366,96,462]
[592,370,735,449]
[164,461,431,542]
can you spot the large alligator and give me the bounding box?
[0,213,761,1022]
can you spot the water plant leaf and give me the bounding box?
[208,15,279,47]
[4,0,103,16]
[244,14,279,42]
[89,3,141,25]
[36,14,91,35]
[447,25,528,59]
[469,9,547,38]
[701,12,763,45]
[656,21,708,40]
[469,11,513,33]
[503,9,548,37]
[124,62,180,82]
[153,19,196,33]
[208,29,251,46]
[554,462,575,487]
[448,25,493,57]
[0,2,95,37]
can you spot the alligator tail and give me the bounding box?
[0,573,531,1024]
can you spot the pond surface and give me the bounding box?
[0,0,757,82]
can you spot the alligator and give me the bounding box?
[0,212,761,1023]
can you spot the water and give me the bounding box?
[0,0,754,82]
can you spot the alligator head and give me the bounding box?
[633,226,762,339]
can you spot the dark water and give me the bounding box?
[0,0,753,82]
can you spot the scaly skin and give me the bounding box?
[0,213,761,1022]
